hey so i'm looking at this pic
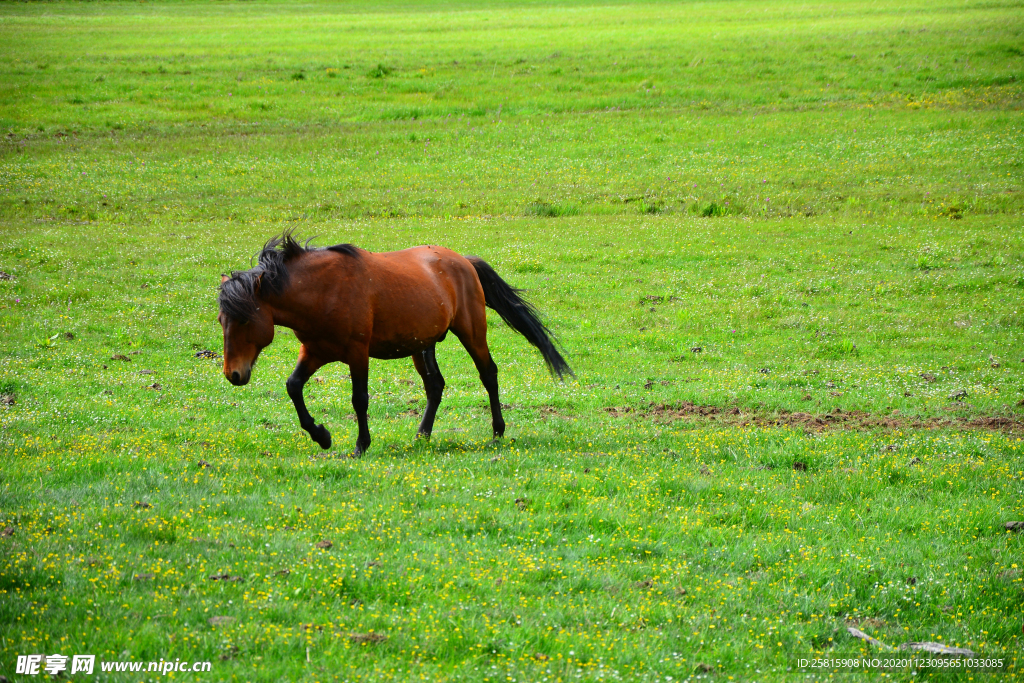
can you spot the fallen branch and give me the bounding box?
[847,627,893,650]
[898,642,976,658]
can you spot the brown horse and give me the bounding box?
[218,233,571,455]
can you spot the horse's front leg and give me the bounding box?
[286,349,331,450]
[349,354,372,456]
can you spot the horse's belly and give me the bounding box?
[368,331,446,360]
[370,345,417,360]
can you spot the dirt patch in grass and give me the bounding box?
[963,416,1019,431]
[604,401,1024,433]
[540,405,572,419]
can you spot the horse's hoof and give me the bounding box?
[415,431,432,442]
[313,425,332,450]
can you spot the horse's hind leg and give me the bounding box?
[454,330,505,439]
[412,345,445,439]
[286,348,331,450]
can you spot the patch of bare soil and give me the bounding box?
[208,573,243,582]
[603,406,634,417]
[540,405,572,419]
[644,402,740,420]
[964,416,1018,430]
[602,402,1024,433]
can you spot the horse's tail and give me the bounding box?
[467,256,573,380]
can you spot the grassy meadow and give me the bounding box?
[1,0,1023,680]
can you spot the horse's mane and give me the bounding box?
[218,232,359,323]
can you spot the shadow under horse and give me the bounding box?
[218,233,572,455]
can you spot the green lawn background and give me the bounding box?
[1,1,1022,681]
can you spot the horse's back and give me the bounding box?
[370,245,482,298]
[352,246,485,358]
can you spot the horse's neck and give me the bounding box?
[263,259,316,331]
[262,292,301,332]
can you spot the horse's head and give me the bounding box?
[218,273,274,386]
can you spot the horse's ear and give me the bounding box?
[254,272,264,292]
[221,273,230,284]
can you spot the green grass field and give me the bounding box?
[1,1,1022,681]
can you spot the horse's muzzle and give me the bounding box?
[227,369,251,386]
